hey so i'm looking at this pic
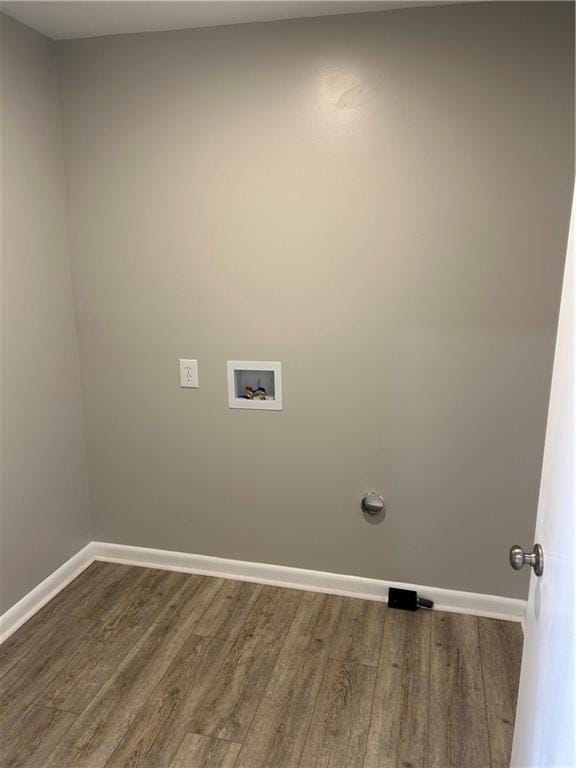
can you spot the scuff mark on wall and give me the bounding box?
[337,78,384,109]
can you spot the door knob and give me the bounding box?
[509,543,544,577]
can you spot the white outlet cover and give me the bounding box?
[179,359,199,388]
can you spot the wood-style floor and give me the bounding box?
[0,562,523,768]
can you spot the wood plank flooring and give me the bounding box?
[0,562,523,768]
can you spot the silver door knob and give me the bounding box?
[509,543,544,577]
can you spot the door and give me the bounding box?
[510,191,574,768]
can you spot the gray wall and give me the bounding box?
[0,14,92,612]
[56,2,574,599]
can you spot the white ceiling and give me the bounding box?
[0,0,460,40]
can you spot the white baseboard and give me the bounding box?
[0,542,95,644]
[92,541,526,623]
[0,540,526,645]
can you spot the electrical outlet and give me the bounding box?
[179,359,199,388]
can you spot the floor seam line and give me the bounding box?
[360,607,386,768]
[295,597,346,768]
[476,616,494,768]
[232,588,307,767]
